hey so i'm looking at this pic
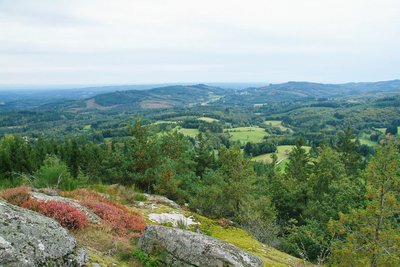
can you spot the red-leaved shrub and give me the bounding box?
[61,188,146,236]
[0,186,32,206]
[80,200,145,237]
[21,199,88,230]
[62,189,125,209]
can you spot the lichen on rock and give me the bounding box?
[0,200,88,267]
[148,212,200,227]
[138,225,263,267]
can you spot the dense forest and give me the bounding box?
[1,81,400,265]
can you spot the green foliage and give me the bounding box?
[304,147,365,223]
[237,196,279,247]
[34,155,77,190]
[329,142,400,267]
[0,135,35,177]
[281,219,331,264]
[0,108,399,266]
[194,133,215,177]
[176,219,188,230]
[270,141,311,223]
[132,249,159,267]
[192,146,260,218]
[386,125,398,135]
[336,127,362,176]
[273,143,366,263]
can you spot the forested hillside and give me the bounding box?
[0,81,400,266]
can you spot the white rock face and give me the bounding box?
[148,212,200,227]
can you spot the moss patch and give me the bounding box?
[191,214,306,267]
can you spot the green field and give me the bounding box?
[201,94,223,105]
[151,120,177,125]
[375,127,399,135]
[157,126,199,138]
[376,127,386,133]
[177,127,200,138]
[252,145,311,164]
[83,124,91,131]
[225,127,267,143]
[359,138,377,147]
[198,117,219,123]
[358,133,377,147]
[263,120,291,132]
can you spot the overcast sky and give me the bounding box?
[0,0,399,86]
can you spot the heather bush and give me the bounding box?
[61,188,146,236]
[0,186,32,205]
[21,199,88,230]
[80,200,145,237]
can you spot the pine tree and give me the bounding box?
[194,133,214,177]
[286,138,310,183]
[329,142,400,267]
[336,127,361,176]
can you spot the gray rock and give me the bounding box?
[148,212,200,227]
[143,194,181,209]
[0,200,88,267]
[31,192,101,223]
[138,225,263,267]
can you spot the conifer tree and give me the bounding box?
[329,142,400,267]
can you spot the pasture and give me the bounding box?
[225,127,267,143]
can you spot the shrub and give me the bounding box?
[62,188,134,212]
[217,218,231,228]
[176,219,188,230]
[132,249,159,267]
[21,199,88,230]
[0,186,32,206]
[118,185,147,203]
[61,188,146,236]
[80,200,145,237]
[34,155,77,190]
[133,192,147,201]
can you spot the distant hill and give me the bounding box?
[223,80,400,104]
[67,79,400,112]
[2,80,400,112]
[58,84,228,112]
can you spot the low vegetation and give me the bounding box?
[22,198,89,230]
[225,126,267,143]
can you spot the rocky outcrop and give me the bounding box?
[138,194,181,209]
[138,225,263,267]
[0,200,88,267]
[148,212,200,227]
